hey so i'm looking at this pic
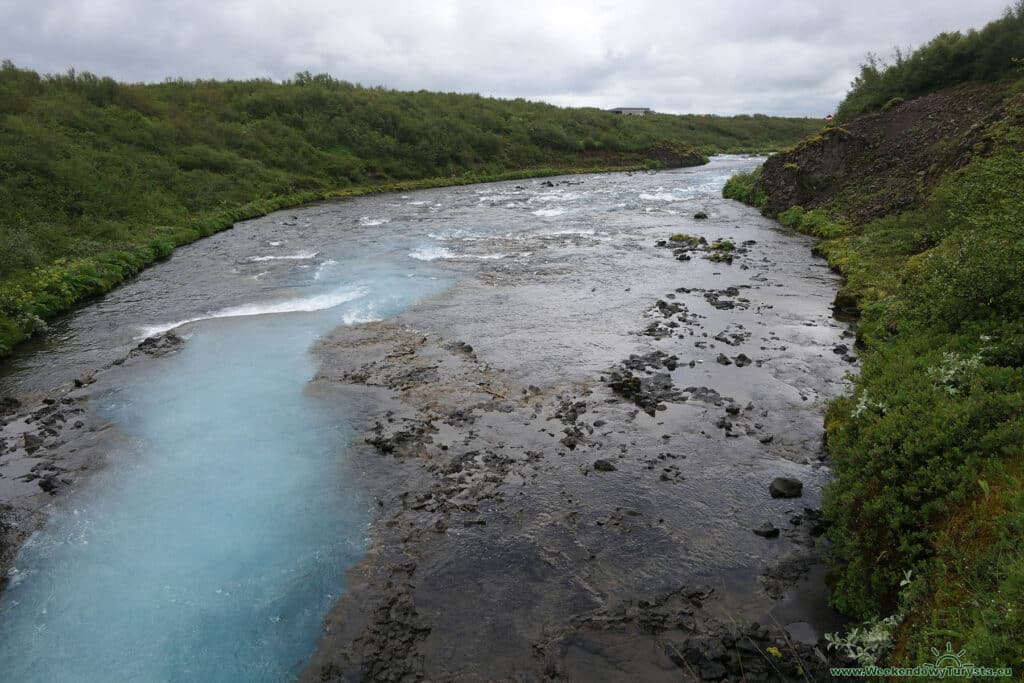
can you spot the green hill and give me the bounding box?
[0,63,822,355]
[836,0,1024,120]
[724,4,1024,671]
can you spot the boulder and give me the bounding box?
[753,523,780,538]
[769,477,803,498]
[23,433,43,453]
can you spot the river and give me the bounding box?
[0,156,852,681]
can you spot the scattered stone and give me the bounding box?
[38,474,65,495]
[734,353,752,367]
[131,331,184,358]
[791,508,828,537]
[607,359,686,416]
[683,386,724,405]
[693,211,709,220]
[753,523,780,539]
[593,459,617,472]
[23,433,43,453]
[769,477,803,498]
[365,419,434,458]
[715,354,732,366]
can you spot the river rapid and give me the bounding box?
[0,156,854,681]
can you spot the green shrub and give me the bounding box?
[836,3,1024,120]
[722,168,767,207]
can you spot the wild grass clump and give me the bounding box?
[722,168,767,208]
[668,233,706,247]
[777,206,851,239]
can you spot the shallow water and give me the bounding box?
[0,157,770,681]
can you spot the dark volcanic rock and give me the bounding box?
[753,523,780,539]
[769,477,803,499]
[23,433,43,453]
[38,474,65,495]
[593,459,617,472]
[131,331,185,358]
[0,397,20,415]
[607,362,685,417]
[365,419,435,458]
[693,211,709,220]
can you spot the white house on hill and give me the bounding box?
[608,107,652,116]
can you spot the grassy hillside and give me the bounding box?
[724,8,1024,670]
[0,63,822,356]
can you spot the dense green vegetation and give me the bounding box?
[721,167,766,208]
[0,62,822,355]
[836,0,1024,120]
[726,10,1024,667]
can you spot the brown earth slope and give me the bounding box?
[757,83,1008,222]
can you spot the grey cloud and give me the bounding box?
[0,0,1012,116]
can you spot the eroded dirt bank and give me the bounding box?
[303,196,856,681]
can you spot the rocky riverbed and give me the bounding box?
[301,195,857,680]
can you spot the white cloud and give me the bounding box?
[0,0,1012,115]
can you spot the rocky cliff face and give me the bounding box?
[643,142,709,169]
[757,83,1005,220]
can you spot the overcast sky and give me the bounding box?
[0,0,1012,116]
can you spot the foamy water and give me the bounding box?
[138,286,368,338]
[409,246,455,261]
[245,251,319,262]
[532,207,566,217]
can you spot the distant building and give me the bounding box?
[609,107,652,116]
